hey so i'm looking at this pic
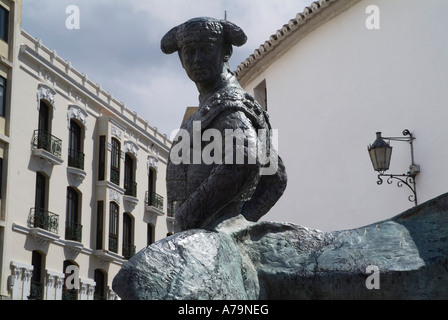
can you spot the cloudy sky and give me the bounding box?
[22,0,314,138]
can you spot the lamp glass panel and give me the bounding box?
[369,146,392,172]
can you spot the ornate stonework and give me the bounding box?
[37,84,56,109]
[67,105,88,129]
[147,156,159,172]
[109,189,121,204]
[111,125,122,139]
[124,141,139,158]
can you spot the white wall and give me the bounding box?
[243,0,448,231]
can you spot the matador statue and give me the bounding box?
[161,17,287,233]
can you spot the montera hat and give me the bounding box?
[161,17,247,54]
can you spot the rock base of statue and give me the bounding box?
[112,193,448,300]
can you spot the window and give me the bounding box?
[124,154,137,197]
[68,120,84,170]
[36,101,51,152]
[0,76,6,117]
[0,6,8,43]
[147,224,154,246]
[38,101,50,134]
[110,138,120,185]
[33,172,58,233]
[35,101,62,160]
[35,172,47,214]
[66,187,82,242]
[98,136,106,181]
[147,168,163,210]
[122,213,135,259]
[109,202,119,253]
[96,201,104,249]
[148,168,155,196]
[94,269,107,300]
[254,79,267,111]
[29,251,45,300]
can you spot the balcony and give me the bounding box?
[65,222,83,242]
[109,234,118,253]
[68,148,85,170]
[62,288,78,300]
[124,179,137,197]
[28,281,43,300]
[32,130,63,166]
[146,192,163,210]
[167,203,175,218]
[145,191,164,216]
[67,149,87,186]
[110,167,120,185]
[122,243,136,260]
[123,179,139,212]
[29,208,59,234]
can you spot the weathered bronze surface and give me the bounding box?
[113,194,448,299]
[161,17,287,232]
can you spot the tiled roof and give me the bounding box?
[235,0,357,84]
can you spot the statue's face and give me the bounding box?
[179,40,227,85]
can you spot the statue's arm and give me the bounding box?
[174,110,260,232]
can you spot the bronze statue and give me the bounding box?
[113,17,448,301]
[161,17,287,232]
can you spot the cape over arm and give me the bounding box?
[174,109,261,232]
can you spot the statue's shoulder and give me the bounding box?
[200,85,271,131]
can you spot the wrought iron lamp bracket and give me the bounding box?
[383,129,417,167]
[376,173,417,205]
[375,129,420,206]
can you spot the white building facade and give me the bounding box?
[236,0,448,231]
[0,0,172,300]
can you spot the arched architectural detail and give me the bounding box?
[67,105,87,129]
[124,141,139,159]
[37,84,56,110]
[110,125,122,140]
[147,156,159,173]
[109,189,121,204]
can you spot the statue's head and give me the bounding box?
[161,17,247,85]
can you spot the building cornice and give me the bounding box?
[235,0,361,87]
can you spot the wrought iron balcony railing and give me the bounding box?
[30,208,59,234]
[146,191,164,211]
[124,179,137,197]
[68,148,85,170]
[110,167,120,185]
[28,281,43,300]
[62,288,78,300]
[65,222,83,242]
[109,234,118,253]
[122,243,136,260]
[33,130,62,159]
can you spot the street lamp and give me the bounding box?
[368,132,393,173]
[367,129,420,206]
